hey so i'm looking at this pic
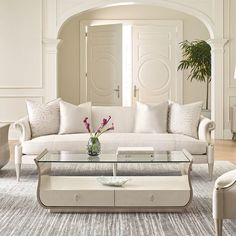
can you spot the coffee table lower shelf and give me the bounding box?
[37,176,192,213]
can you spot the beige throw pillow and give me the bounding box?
[134,101,168,133]
[59,101,91,134]
[26,99,60,138]
[168,101,203,138]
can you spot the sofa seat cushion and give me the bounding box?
[22,133,207,156]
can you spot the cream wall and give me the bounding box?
[0,0,42,88]
[58,5,210,106]
[0,0,42,139]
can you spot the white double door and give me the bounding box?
[84,21,183,106]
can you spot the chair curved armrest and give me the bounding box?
[215,169,236,190]
[14,116,31,143]
[198,116,216,144]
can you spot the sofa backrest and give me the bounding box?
[92,106,135,133]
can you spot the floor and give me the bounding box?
[214,139,236,164]
[9,139,236,164]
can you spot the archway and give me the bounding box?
[42,0,227,138]
[56,1,215,39]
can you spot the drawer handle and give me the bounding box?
[149,195,155,202]
[75,194,80,202]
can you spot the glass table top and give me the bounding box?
[36,150,191,164]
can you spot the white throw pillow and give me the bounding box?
[26,99,60,138]
[134,101,168,133]
[59,101,91,134]
[168,101,203,138]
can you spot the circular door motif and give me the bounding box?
[138,59,170,91]
[91,57,116,92]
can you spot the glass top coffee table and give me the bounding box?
[35,149,193,213]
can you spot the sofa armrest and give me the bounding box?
[215,169,236,190]
[198,116,216,144]
[14,116,31,143]
[213,169,236,219]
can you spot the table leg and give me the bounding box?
[113,163,117,176]
[181,163,191,175]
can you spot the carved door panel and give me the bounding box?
[132,22,183,104]
[87,24,122,106]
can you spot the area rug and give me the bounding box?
[0,161,236,236]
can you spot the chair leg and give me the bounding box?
[232,132,236,140]
[15,163,21,182]
[214,219,223,236]
[208,163,214,181]
[15,144,22,182]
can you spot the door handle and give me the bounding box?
[134,85,139,98]
[149,194,155,202]
[75,194,80,202]
[114,85,120,98]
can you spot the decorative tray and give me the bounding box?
[97,176,129,187]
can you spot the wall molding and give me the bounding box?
[0,96,43,123]
[56,0,216,38]
[0,0,44,90]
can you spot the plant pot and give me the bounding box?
[87,137,101,156]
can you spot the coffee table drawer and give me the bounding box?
[115,190,190,207]
[40,190,114,207]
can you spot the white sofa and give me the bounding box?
[14,106,215,181]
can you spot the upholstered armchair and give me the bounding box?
[213,169,236,236]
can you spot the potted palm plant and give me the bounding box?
[178,40,211,112]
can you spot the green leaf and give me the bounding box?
[178,40,211,83]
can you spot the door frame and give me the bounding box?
[80,20,183,104]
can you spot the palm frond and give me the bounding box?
[178,40,211,109]
[178,40,211,83]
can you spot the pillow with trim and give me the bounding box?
[26,98,61,138]
[168,101,203,138]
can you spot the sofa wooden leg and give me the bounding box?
[208,163,214,181]
[214,219,222,236]
[15,163,21,182]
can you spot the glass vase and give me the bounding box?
[87,137,101,156]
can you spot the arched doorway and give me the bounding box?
[58,5,210,106]
[42,0,227,138]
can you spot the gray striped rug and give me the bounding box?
[0,161,236,236]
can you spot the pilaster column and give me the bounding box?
[207,38,228,139]
[42,38,62,102]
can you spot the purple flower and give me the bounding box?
[83,117,88,123]
[83,115,114,138]
[101,116,111,128]
[83,117,91,133]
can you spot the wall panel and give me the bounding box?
[0,97,42,122]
